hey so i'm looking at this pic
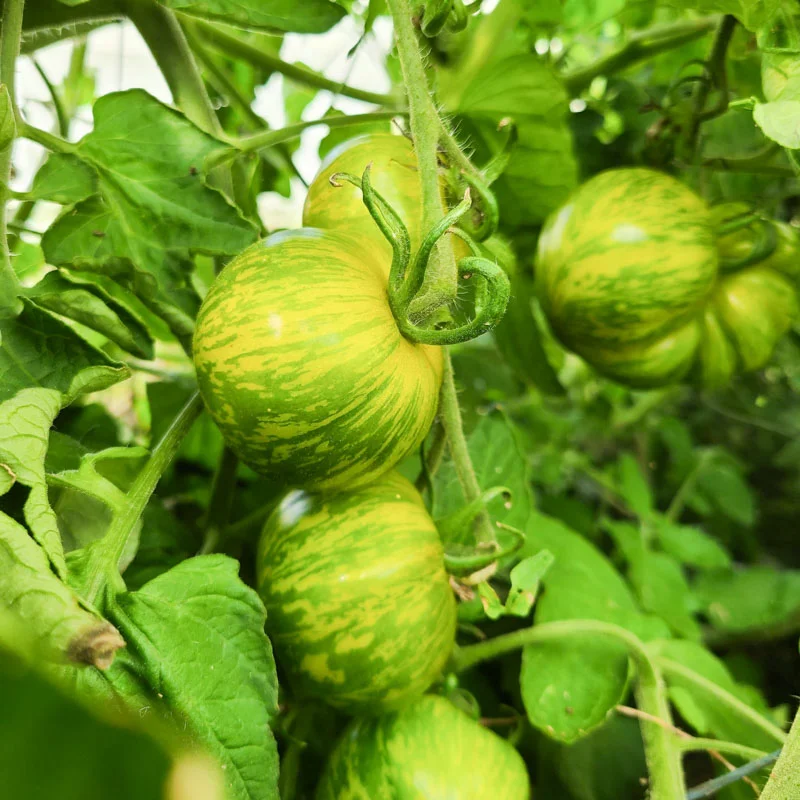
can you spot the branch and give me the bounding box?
[563,16,719,95]
[82,392,204,605]
[0,0,26,318]
[192,19,401,107]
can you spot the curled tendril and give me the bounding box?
[448,0,469,32]
[329,167,511,347]
[714,208,779,271]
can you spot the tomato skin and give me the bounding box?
[315,695,531,799]
[193,228,443,491]
[535,170,799,388]
[303,133,470,265]
[304,133,425,261]
[256,473,457,714]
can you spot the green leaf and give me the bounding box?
[110,556,280,800]
[753,100,800,148]
[11,241,46,282]
[0,388,67,575]
[519,512,668,743]
[432,411,533,549]
[446,54,578,227]
[615,453,652,518]
[50,445,149,576]
[651,516,731,570]
[629,551,701,640]
[651,639,783,751]
[0,299,128,404]
[694,566,800,632]
[535,715,648,800]
[506,549,554,617]
[0,628,178,800]
[662,0,785,31]
[159,0,346,33]
[41,90,258,327]
[695,459,756,527]
[25,271,154,359]
[29,152,96,204]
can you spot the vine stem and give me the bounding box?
[0,0,25,318]
[83,392,204,606]
[199,446,238,555]
[665,450,714,522]
[207,111,403,167]
[676,737,770,761]
[760,710,800,799]
[452,619,685,800]
[680,14,737,163]
[386,0,458,315]
[656,657,788,745]
[192,20,401,107]
[439,351,496,545]
[123,0,220,137]
[563,16,719,94]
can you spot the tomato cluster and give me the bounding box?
[535,168,799,388]
[193,135,529,798]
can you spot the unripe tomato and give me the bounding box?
[193,229,443,491]
[315,694,531,799]
[535,171,799,388]
[303,133,470,265]
[256,473,457,713]
[535,168,718,388]
[304,134,424,259]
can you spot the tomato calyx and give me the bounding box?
[714,207,780,272]
[330,166,510,346]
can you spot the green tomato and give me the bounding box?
[535,171,799,388]
[256,472,457,713]
[535,168,718,388]
[315,694,531,799]
[304,133,426,260]
[303,133,470,263]
[193,229,443,491]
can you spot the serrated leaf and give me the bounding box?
[0,388,66,576]
[446,54,578,227]
[433,411,533,548]
[753,99,800,148]
[41,90,258,327]
[26,271,154,359]
[615,453,652,518]
[0,509,121,666]
[160,0,346,33]
[0,299,128,404]
[630,551,701,640]
[50,446,149,579]
[694,566,800,632]
[29,152,96,204]
[110,556,280,800]
[652,516,731,570]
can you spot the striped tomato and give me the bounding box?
[315,694,531,799]
[535,169,798,388]
[303,133,427,260]
[193,229,443,491]
[256,472,457,713]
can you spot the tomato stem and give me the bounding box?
[440,351,497,545]
[82,392,204,607]
[191,19,402,108]
[453,619,686,800]
[386,0,460,313]
[199,446,239,555]
[0,0,25,318]
[562,16,719,95]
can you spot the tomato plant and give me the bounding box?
[5,2,800,800]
